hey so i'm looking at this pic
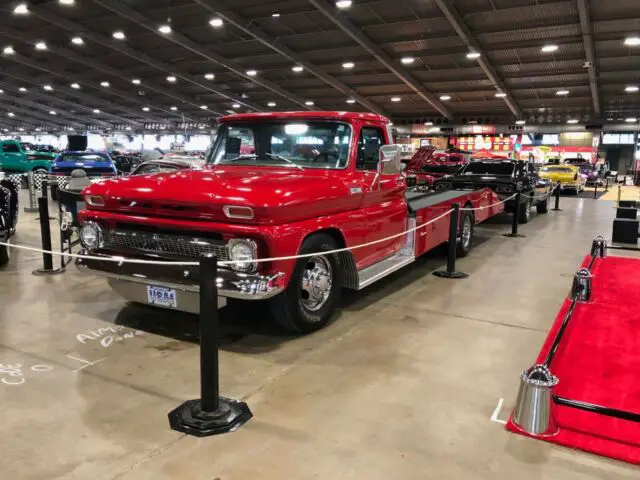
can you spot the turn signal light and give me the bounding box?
[85,195,105,207]
[223,205,254,219]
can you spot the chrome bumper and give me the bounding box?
[75,250,285,301]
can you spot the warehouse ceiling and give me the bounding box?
[0,0,639,132]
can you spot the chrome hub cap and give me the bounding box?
[300,255,333,312]
[461,217,472,249]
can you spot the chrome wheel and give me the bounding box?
[300,255,333,312]
[461,216,472,249]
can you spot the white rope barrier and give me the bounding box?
[0,190,521,268]
[518,183,560,201]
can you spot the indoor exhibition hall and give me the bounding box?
[1,0,639,479]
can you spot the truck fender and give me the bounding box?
[298,228,358,290]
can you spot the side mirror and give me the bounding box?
[378,144,403,174]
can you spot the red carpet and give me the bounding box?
[506,255,640,464]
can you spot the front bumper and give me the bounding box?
[75,250,285,301]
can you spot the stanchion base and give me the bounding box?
[169,397,252,437]
[503,233,526,238]
[32,267,65,276]
[433,270,469,279]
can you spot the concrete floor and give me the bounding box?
[1,192,638,480]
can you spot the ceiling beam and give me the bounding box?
[307,0,453,119]
[92,0,313,111]
[2,97,87,129]
[1,104,79,129]
[2,51,197,122]
[193,0,388,116]
[432,0,523,119]
[576,0,601,115]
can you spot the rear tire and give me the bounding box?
[536,194,549,214]
[268,233,343,334]
[518,197,532,224]
[456,209,474,258]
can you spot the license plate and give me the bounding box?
[147,286,177,308]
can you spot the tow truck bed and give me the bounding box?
[405,188,474,213]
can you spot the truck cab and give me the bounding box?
[77,112,503,334]
[0,139,52,174]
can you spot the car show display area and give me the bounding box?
[1,189,637,479]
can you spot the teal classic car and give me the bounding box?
[0,139,53,174]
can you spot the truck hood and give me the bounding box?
[83,165,359,224]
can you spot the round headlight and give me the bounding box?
[80,222,103,250]
[228,239,257,273]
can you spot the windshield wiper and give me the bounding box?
[223,154,258,162]
[265,152,304,171]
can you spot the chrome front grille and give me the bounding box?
[102,229,230,261]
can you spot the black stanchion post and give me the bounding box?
[503,192,526,238]
[593,181,598,199]
[32,197,64,276]
[553,182,561,211]
[605,178,609,192]
[169,255,252,436]
[433,204,468,279]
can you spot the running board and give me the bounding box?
[357,252,415,289]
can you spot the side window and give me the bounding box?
[135,164,159,175]
[356,127,384,171]
[2,143,20,153]
[213,128,255,163]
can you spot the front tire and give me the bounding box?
[456,209,474,257]
[268,233,343,334]
[518,197,532,224]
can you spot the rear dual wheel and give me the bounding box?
[456,210,474,257]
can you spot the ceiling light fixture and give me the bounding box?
[346,99,356,104]
[267,102,277,107]
[7,112,15,117]
[204,73,215,80]
[70,82,80,89]
[142,107,150,112]
[556,89,570,95]
[292,65,304,73]
[439,95,451,101]
[158,24,172,34]
[342,62,354,69]
[625,85,639,93]
[49,111,57,115]
[166,75,177,82]
[336,0,353,8]
[209,18,224,28]
[515,120,526,125]
[131,78,141,85]
[71,36,84,45]
[125,126,132,131]
[35,41,48,50]
[0,89,3,94]
[624,37,640,46]
[466,52,481,59]
[272,12,281,18]
[93,109,100,114]
[3,46,16,55]
[43,85,53,91]
[246,70,257,77]
[541,44,559,53]
[625,117,637,123]
[170,106,178,111]
[305,101,315,106]
[495,92,507,98]
[13,3,29,15]
[400,57,415,65]
[112,31,126,40]
[391,96,401,102]
[59,0,76,5]
[567,119,578,124]
[232,103,240,109]
[200,105,208,110]
[425,122,433,126]
[100,81,110,87]
[19,87,27,92]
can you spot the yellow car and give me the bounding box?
[538,164,586,192]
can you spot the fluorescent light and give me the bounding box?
[19,87,27,92]
[43,85,53,91]
[200,105,208,110]
[100,81,110,87]
[246,70,257,77]
[624,37,640,46]
[625,117,637,123]
[166,75,177,82]
[495,92,507,98]
[209,18,224,28]
[267,102,277,107]
[391,96,401,102]
[346,99,356,104]
[131,78,141,85]
[93,109,100,114]
[342,62,354,69]
[7,112,15,117]
[49,111,57,115]
[439,95,451,101]
[625,85,639,93]
[515,120,526,125]
[13,4,28,15]
[158,24,172,34]
[112,31,126,40]
[541,44,558,53]
[170,106,178,111]
[142,107,150,112]
[59,0,76,5]
[466,52,481,59]
[556,89,570,95]
[232,103,240,109]
[35,41,47,50]
[204,73,215,80]
[305,101,315,106]
[336,0,352,8]
[401,57,415,65]
[292,65,304,73]
[272,12,281,18]
[3,46,15,55]
[71,36,84,45]
[70,83,80,89]
[567,119,578,124]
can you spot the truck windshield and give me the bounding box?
[461,161,515,176]
[208,121,352,169]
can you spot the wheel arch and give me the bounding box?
[299,227,358,290]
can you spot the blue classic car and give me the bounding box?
[49,150,117,178]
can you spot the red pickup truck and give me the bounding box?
[77,112,503,333]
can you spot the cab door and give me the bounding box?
[352,124,407,267]
[0,142,24,172]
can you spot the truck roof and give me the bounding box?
[219,111,390,124]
